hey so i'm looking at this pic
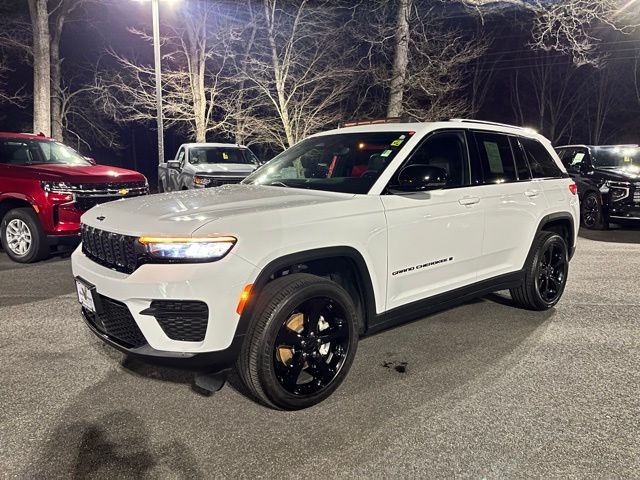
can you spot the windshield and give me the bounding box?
[0,139,91,166]
[591,147,640,169]
[242,131,414,194]
[189,147,257,165]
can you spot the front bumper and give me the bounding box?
[71,247,258,368]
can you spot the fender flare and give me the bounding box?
[237,246,378,336]
[533,212,577,260]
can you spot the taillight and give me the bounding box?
[569,183,577,195]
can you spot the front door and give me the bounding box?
[382,130,485,311]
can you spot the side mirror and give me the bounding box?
[390,165,448,193]
[85,157,97,165]
[167,160,181,170]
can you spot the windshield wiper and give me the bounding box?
[265,181,290,188]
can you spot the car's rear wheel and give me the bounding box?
[1,207,49,263]
[510,231,569,311]
[581,192,607,229]
[236,273,359,410]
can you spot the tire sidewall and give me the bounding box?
[256,281,359,410]
[1,209,45,263]
[530,234,569,309]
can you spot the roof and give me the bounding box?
[0,132,53,140]
[556,144,640,149]
[182,142,244,148]
[318,119,547,142]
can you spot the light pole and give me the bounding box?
[151,0,164,166]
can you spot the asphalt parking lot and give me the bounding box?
[1,228,639,479]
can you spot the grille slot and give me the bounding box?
[204,177,245,188]
[83,295,146,348]
[73,181,148,211]
[81,225,138,273]
[141,300,209,342]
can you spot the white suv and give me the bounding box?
[71,119,579,410]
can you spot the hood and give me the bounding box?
[191,163,257,175]
[593,165,640,182]
[82,184,352,236]
[23,163,145,183]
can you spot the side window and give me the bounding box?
[473,132,517,184]
[510,137,532,181]
[176,148,185,166]
[401,131,470,188]
[0,140,32,165]
[565,149,586,174]
[520,137,563,178]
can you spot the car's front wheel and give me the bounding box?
[237,273,359,410]
[581,191,607,229]
[1,207,49,263]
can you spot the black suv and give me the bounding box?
[555,145,640,229]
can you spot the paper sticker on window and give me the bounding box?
[624,156,631,163]
[390,139,404,147]
[222,152,229,160]
[381,149,393,157]
[571,153,585,165]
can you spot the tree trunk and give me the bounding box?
[50,8,66,142]
[184,10,207,143]
[387,0,412,118]
[28,0,51,136]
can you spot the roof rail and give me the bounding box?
[449,119,532,131]
[338,117,416,128]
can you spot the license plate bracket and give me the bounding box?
[75,277,101,314]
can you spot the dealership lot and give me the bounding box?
[1,229,639,478]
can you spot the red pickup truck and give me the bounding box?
[0,132,148,263]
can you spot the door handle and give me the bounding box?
[458,196,480,206]
[524,189,540,198]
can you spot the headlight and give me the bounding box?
[605,181,631,202]
[41,181,73,193]
[193,176,211,187]
[138,235,236,262]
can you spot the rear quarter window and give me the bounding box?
[520,137,564,179]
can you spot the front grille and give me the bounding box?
[204,177,245,188]
[74,181,148,211]
[141,300,209,342]
[81,224,138,274]
[634,186,640,204]
[84,295,146,348]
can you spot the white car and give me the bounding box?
[72,119,579,410]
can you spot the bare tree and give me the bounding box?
[27,0,50,135]
[510,53,585,144]
[354,0,488,121]
[92,2,235,143]
[236,0,354,149]
[459,0,639,66]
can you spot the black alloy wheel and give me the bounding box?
[273,297,351,396]
[581,192,606,229]
[534,240,568,304]
[236,273,359,410]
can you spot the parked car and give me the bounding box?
[555,144,640,229]
[0,132,148,263]
[72,119,578,410]
[158,143,260,192]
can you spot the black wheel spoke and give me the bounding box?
[282,352,305,390]
[309,355,333,383]
[276,327,304,347]
[303,298,326,333]
[317,322,347,343]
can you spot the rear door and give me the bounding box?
[471,131,548,279]
[520,137,569,207]
[382,130,485,310]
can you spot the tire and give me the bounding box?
[1,207,49,263]
[236,273,359,410]
[158,180,165,193]
[510,231,569,311]
[581,191,607,230]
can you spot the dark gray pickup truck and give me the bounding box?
[158,143,261,192]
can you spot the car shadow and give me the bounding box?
[578,224,640,244]
[32,410,204,479]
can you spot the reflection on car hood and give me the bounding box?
[191,163,257,175]
[81,184,352,236]
[594,165,640,181]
